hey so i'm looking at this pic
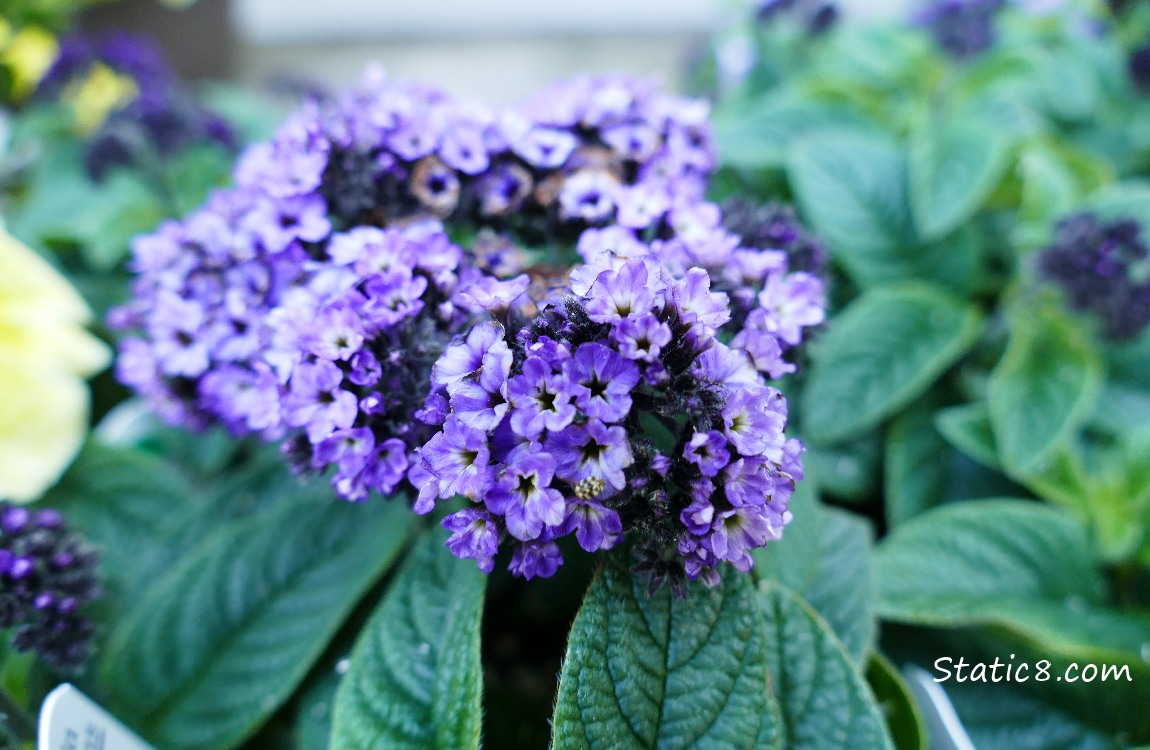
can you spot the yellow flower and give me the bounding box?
[1,25,59,100]
[66,62,139,134]
[0,227,110,502]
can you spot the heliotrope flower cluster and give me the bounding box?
[0,503,100,673]
[415,257,805,591]
[35,31,234,180]
[1037,212,1150,340]
[914,0,1006,59]
[113,71,722,504]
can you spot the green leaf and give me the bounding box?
[874,499,1104,627]
[330,531,486,750]
[1086,180,1150,227]
[753,476,875,664]
[101,495,414,750]
[934,403,999,469]
[551,552,782,750]
[42,442,200,602]
[874,499,1150,729]
[803,433,881,503]
[802,283,983,444]
[885,397,948,527]
[943,679,1118,750]
[988,308,1102,476]
[787,130,916,287]
[758,583,894,750]
[909,117,1011,241]
[866,655,927,750]
[715,94,877,171]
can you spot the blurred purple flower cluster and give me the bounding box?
[114,70,826,586]
[0,503,100,673]
[1038,212,1150,340]
[37,31,234,181]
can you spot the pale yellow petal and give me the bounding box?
[0,321,111,378]
[0,363,89,502]
[0,229,93,325]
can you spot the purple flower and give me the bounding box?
[0,501,101,672]
[564,343,641,423]
[548,418,634,493]
[560,499,623,552]
[559,170,620,223]
[433,322,508,390]
[300,302,365,361]
[671,269,731,333]
[284,360,359,443]
[684,431,731,478]
[485,452,566,540]
[611,313,672,363]
[507,357,578,438]
[584,260,657,324]
[420,418,492,501]
[442,508,500,573]
[508,540,563,580]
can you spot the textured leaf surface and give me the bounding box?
[759,583,894,750]
[102,495,413,750]
[330,531,486,750]
[802,284,982,444]
[988,310,1101,475]
[885,397,948,527]
[551,553,781,750]
[910,117,1011,241]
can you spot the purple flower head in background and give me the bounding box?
[1037,212,1150,340]
[914,0,1007,59]
[36,31,235,182]
[0,503,101,673]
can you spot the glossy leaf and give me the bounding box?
[101,495,414,750]
[330,531,486,750]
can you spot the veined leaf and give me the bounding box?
[330,531,486,750]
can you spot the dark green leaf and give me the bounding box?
[885,398,948,527]
[944,679,1118,750]
[803,433,881,503]
[988,309,1101,475]
[101,495,414,750]
[551,552,782,749]
[330,531,486,750]
[874,499,1150,725]
[758,583,894,750]
[802,283,983,444]
[909,117,1011,241]
[866,655,928,750]
[874,499,1104,626]
[934,402,999,469]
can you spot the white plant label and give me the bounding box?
[38,684,155,750]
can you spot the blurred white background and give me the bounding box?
[229,0,914,102]
[83,0,916,103]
